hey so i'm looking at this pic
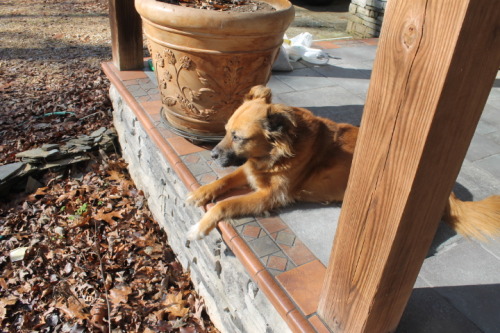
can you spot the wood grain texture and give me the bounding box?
[318,0,500,332]
[109,0,143,70]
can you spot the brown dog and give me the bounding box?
[187,85,500,240]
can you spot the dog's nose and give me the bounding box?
[211,147,220,160]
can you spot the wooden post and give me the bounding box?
[108,0,144,70]
[318,1,500,332]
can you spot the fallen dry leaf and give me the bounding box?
[109,284,132,305]
[0,297,17,319]
[163,292,190,318]
[55,297,90,322]
[93,209,124,226]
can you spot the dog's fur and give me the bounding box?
[187,85,500,241]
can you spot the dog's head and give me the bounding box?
[212,85,297,168]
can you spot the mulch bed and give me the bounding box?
[0,0,218,331]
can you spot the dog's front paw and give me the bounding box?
[187,223,206,241]
[186,186,214,207]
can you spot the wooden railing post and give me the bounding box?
[318,1,500,332]
[108,0,144,70]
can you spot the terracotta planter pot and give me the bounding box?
[135,0,294,141]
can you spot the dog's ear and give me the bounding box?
[263,105,296,134]
[245,85,272,103]
[262,105,296,158]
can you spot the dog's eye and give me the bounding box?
[232,132,242,142]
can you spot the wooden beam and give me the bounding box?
[318,0,500,332]
[108,0,144,70]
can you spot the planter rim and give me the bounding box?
[135,0,295,35]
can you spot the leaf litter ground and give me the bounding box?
[0,0,217,332]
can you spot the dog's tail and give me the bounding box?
[443,193,500,240]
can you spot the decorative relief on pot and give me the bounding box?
[149,44,272,122]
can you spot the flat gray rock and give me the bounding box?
[0,162,25,182]
[16,148,59,160]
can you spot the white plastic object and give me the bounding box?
[289,32,313,48]
[302,48,329,65]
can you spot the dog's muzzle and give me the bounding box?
[211,147,247,167]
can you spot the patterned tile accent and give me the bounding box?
[259,216,288,234]
[267,254,288,271]
[242,224,262,238]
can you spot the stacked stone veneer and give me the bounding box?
[348,0,387,38]
[109,85,291,333]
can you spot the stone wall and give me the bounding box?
[347,0,387,38]
[109,85,291,333]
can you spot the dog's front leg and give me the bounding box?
[187,166,248,207]
[187,189,274,240]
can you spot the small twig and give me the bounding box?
[93,221,112,333]
[81,111,104,120]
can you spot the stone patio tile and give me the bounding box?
[276,260,325,316]
[312,63,372,80]
[398,278,482,333]
[141,100,162,116]
[280,238,316,266]
[267,254,288,271]
[206,160,237,178]
[418,240,500,332]
[276,84,365,108]
[479,236,500,260]
[275,229,295,247]
[156,125,177,139]
[196,172,217,186]
[475,118,499,136]
[290,60,307,70]
[279,202,340,266]
[125,84,148,97]
[455,159,500,200]
[465,132,500,162]
[230,216,256,227]
[326,44,377,64]
[485,130,500,146]
[136,95,151,103]
[242,224,262,239]
[137,79,157,90]
[267,76,295,95]
[182,154,212,176]
[197,149,213,161]
[258,216,288,234]
[182,154,201,164]
[472,154,500,179]
[248,235,280,258]
[477,103,500,135]
[272,67,334,91]
[166,137,205,156]
[486,85,500,103]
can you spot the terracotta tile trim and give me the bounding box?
[102,61,316,333]
[287,309,317,333]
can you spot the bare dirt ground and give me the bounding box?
[0,1,217,332]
